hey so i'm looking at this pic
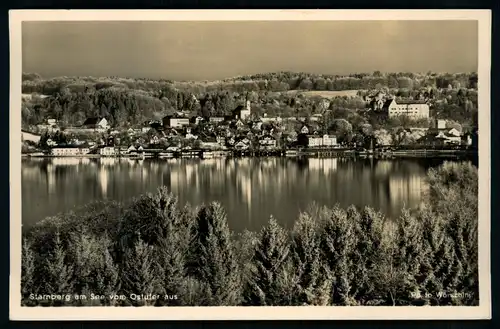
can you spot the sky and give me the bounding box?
[22,20,478,81]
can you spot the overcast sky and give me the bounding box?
[22,20,478,81]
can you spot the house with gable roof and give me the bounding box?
[82,117,110,130]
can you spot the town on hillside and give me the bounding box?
[21,79,479,159]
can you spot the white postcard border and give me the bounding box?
[9,9,492,320]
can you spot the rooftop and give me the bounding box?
[395,99,428,105]
[82,117,102,125]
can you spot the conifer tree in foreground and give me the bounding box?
[70,230,106,305]
[43,231,74,306]
[291,213,332,305]
[389,209,427,305]
[245,216,295,306]
[21,238,36,306]
[425,162,479,306]
[191,202,243,306]
[120,236,161,306]
[351,207,386,305]
[321,206,357,305]
[147,188,192,305]
[96,239,121,306]
[69,232,120,306]
[417,205,447,305]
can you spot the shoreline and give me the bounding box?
[21,148,477,159]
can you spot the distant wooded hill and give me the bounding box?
[22,71,478,95]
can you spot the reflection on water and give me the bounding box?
[22,157,469,233]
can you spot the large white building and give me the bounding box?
[51,147,90,156]
[383,99,430,119]
[307,134,337,147]
[99,146,117,156]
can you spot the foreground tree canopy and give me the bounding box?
[22,161,478,306]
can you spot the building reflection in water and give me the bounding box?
[46,163,56,195]
[308,158,338,175]
[237,174,252,221]
[99,165,109,197]
[21,157,466,233]
[388,174,423,214]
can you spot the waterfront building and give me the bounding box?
[51,147,90,156]
[99,146,117,156]
[307,135,323,147]
[307,134,337,147]
[201,136,223,150]
[259,136,277,149]
[322,134,337,147]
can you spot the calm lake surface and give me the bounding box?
[21,156,474,233]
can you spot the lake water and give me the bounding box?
[21,156,473,233]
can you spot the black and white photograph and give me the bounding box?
[10,10,491,320]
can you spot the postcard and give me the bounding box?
[10,9,491,320]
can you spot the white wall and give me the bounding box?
[21,131,41,143]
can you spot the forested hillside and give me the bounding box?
[21,71,478,129]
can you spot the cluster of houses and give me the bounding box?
[415,119,475,147]
[23,94,477,157]
[25,101,339,156]
[104,100,340,153]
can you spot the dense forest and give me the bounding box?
[21,71,478,130]
[22,161,478,306]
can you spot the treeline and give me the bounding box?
[22,71,478,95]
[21,161,478,306]
[226,71,478,91]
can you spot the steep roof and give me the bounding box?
[163,115,186,121]
[382,99,394,109]
[396,99,428,105]
[233,105,245,113]
[82,117,101,125]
